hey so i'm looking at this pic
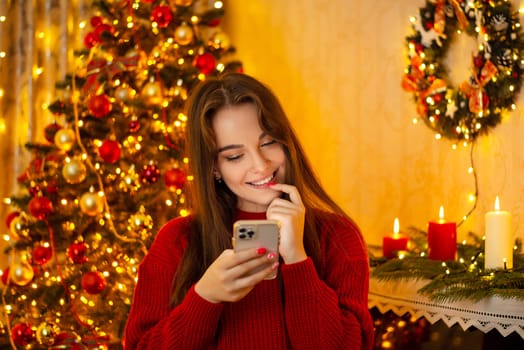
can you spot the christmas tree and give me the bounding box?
[1,0,241,348]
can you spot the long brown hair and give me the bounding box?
[171,73,350,305]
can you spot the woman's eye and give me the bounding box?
[225,154,243,162]
[261,140,277,147]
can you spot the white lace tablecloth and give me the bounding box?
[368,277,524,339]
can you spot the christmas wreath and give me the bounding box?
[402,0,524,141]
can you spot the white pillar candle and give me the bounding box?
[485,196,513,270]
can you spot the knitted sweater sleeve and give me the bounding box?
[281,215,374,350]
[123,217,224,350]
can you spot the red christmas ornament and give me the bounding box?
[151,5,173,28]
[84,32,99,49]
[28,196,53,220]
[88,94,112,118]
[33,245,52,265]
[99,140,121,163]
[140,164,161,184]
[6,211,20,228]
[1,267,10,285]
[67,242,88,264]
[44,123,62,143]
[11,322,35,346]
[90,16,103,28]
[194,53,216,74]
[81,271,106,294]
[93,23,115,41]
[164,168,186,190]
[129,120,141,133]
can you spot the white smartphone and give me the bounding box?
[233,220,280,280]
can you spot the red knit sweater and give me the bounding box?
[124,210,374,349]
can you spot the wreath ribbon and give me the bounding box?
[84,54,139,93]
[402,55,447,114]
[459,60,498,113]
[432,0,468,35]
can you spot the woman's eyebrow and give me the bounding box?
[217,144,243,153]
[217,133,268,153]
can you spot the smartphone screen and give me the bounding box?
[233,220,280,279]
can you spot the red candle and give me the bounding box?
[383,218,409,259]
[427,206,457,261]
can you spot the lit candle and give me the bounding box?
[485,196,513,270]
[382,218,409,259]
[427,206,457,261]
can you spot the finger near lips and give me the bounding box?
[269,183,303,204]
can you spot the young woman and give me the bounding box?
[124,73,374,349]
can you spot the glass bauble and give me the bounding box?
[174,23,194,45]
[10,258,34,286]
[62,159,87,184]
[81,271,106,294]
[79,192,104,216]
[54,128,76,151]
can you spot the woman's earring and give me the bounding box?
[213,170,222,183]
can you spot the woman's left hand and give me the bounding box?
[267,183,307,264]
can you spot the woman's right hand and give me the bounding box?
[195,248,278,303]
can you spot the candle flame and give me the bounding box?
[393,217,399,236]
[494,196,500,211]
[439,205,445,220]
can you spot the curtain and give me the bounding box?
[0,0,92,263]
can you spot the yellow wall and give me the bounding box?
[223,0,524,247]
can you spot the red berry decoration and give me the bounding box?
[99,140,121,163]
[28,196,53,220]
[88,94,112,118]
[11,322,35,346]
[194,52,216,74]
[164,168,186,190]
[44,123,62,143]
[140,164,161,184]
[33,245,52,265]
[67,242,88,264]
[29,184,41,197]
[129,120,141,133]
[81,271,106,294]
[151,5,173,28]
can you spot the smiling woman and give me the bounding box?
[124,72,375,350]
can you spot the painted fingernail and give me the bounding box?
[256,247,267,255]
[272,262,279,270]
[267,252,277,259]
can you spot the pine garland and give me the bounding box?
[371,228,524,302]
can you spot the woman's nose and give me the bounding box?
[251,150,270,172]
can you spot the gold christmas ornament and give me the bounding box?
[62,159,87,184]
[115,85,137,102]
[10,255,34,286]
[36,321,60,346]
[9,212,30,241]
[141,78,164,105]
[54,128,76,151]
[174,23,194,45]
[80,191,104,216]
[208,31,230,51]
